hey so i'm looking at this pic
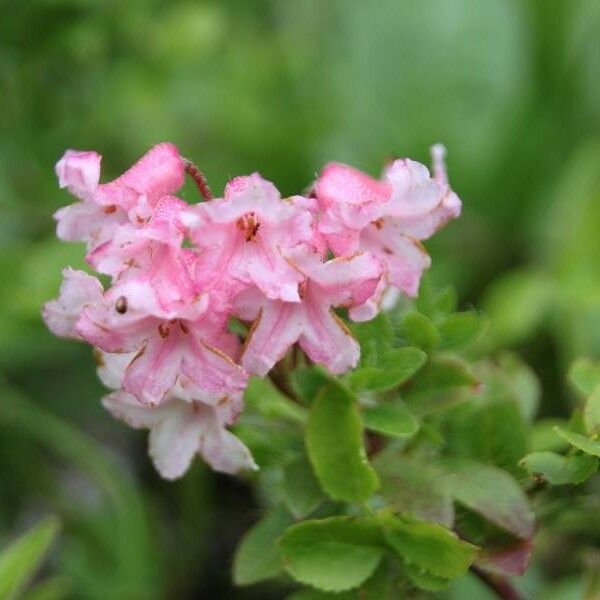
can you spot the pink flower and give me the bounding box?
[43,267,104,339]
[98,352,256,479]
[54,143,185,252]
[44,141,462,481]
[235,250,383,376]
[45,269,247,407]
[87,194,189,281]
[184,173,322,303]
[314,145,461,299]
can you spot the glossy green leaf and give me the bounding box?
[520,451,598,485]
[584,385,600,434]
[233,506,295,586]
[285,561,394,599]
[404,356,480,415]
[0,517,60,600]
[373,453,454,527]
[283,458,324,519]
[397,311,440,352]
[306,383,379,502]
[569,358,600,396]
[349,347,426,391]
[362,404,419,439]
[349,313,393,367]
[554,426,600,457]
[531,419,569,452]
[244,376,307,423]
[291,367,334,404]
[433,287,459,317]
[437,311,485,350]
[442,460,535,539]
[446,399,529,475]
[380,514,477,579]
[279,517,385,592]
[404,564,451,591]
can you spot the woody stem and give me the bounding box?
[183,159,213,201]
[470,566,524,600]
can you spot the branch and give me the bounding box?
[470,566,524,600]
[183,159,213,200]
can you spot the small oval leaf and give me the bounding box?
[520,451,598,485]
[306,383,379,502]
[279,517,385,593]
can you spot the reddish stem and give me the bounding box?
[471,566,524,600]
[184,159,213,201]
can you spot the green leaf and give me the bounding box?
[362,404,419,439]
[373,453,454,527]
[279,517,385,592]
[285,561,394,599]
[380,514,477,579]
[432,287,458,317]
[554,426,600,457]
[396,311,440,352]
[291,367,334,404]
[412,278,460,319]
[283,458,324,519]
[404,356,480,415]
[349,313,393,367]
[404,564,451,591]
[349,347,426,391]
[0,517,60,600]
[244,377,307,423]
[530,419,569,452]
[569,358,600,396]
[442,460,535,539]
[233,506,295,586]
[306,383,379,502]
[446,399,529,475]
[520,451,598,485]
[437,312,485,350]
[585,385,600,434]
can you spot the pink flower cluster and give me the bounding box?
[43,142,460,479]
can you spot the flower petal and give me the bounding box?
[348,276,388,322]
[361,220,431,297]
[200,423,258,474]
[102,391,171,429]
[123,333,183,406]
[383,159,442,218]
[309,252,383,308]
[43,268,104,338]
[395,191,462,240]
[96,143,185,209]
[182,336,248,404]
[148,402,200,479]
[316,162,391,208]
[240,302,304,376]
[299,303,360,374]
[55,150,101,200]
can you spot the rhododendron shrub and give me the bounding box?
[44,142,459,479]
[43,143,600,598]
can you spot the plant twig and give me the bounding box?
[470,566,524,600]
[183,158,213,200]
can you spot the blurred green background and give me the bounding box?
[1,0,600,598]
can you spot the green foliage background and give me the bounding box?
[1,0,600,598]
